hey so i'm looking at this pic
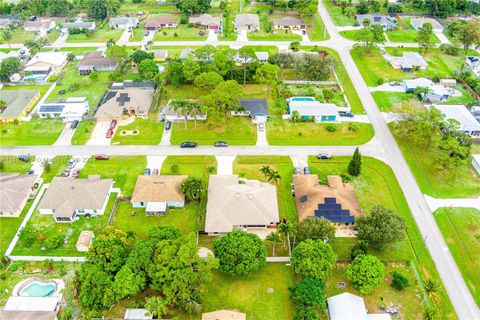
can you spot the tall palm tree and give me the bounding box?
[2,30,12,49]
[422,278,441,301]
[105,0,120,18]
[278,220,293,255]
[266,232,281,256]
[259,165,271,180]
[267,170,281,184]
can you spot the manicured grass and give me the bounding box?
[372,92,418,112]
[111,116,164,145]
[241,45,279,56]
[170,117,257,146]
[387,28,439,43]
[1,84,51,97]
[434,207,480,306]
[130,24,145,41]
[248,29,302,41]
[322,0,356,26]
[202,263,295,319]
[79,156,147,196]
[0,30,37,44]
[12,193,117,256]
[119,2,176,14]
[0,156,34,173]
[0,199,33,255]
[71,120,95,145]
[66,24,123,43]
[266,120,374,146]
[153,25,207,41]
[391,124,480,198]
[160,155,217,180]
[0,119,64,146]
[308,13,329,41]
[41,155,71,183]
[233,156,297,223]
[112,201,199,239]
[59,47,101,56]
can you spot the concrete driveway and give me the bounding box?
[237,30,248,42]
[216,156,235,175]
[146,156,166,172]
[118,28,131,44]
[207,29,218,42]
[159,124,172,146]
[87,121,111,146]
[54,123,76,146]
[256,121,268,146]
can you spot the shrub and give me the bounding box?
[326,124,337,132]
[350,240,368,260]
[0,272,6,280]
[68,82,79,91]
[44,235,64,249]
[391,270,409,290]
[170,164,179,173]
[345,254,385,294]
[163,31,167,35]
[377,78,384,85]
[199,30,205,36]
[174,32,178,37]
[348,122,358,131]
[89,72,99,81]
[323,88,334,101]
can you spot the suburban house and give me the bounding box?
[76,230,94,252]
[125,309,153,320]
[38,175,113,223]
[466,56,480,76]
[389,52,427,72]
[0,173,39,217]
[410,17,443,31]
[293,175,361,225]
[440,78,457,87]
[0,14,20,28]
[160,100,207,122]
[272,16,306,30]
[205,175,280,235]
[77,51,118,75]
[24,51,68,79]
[355,14,396,30]
[328,293,391,320]
[432,104,480,138]
[0,50,19,63]
[231,98,268,123]
[255,51,269,63]
[1,296,62,320]
[189,14,222,30]
[202,310,246,320]
[0,90,40,123]
[472,154,480,174]
[287,97,338,122]
[95,81,155,122]
[131,175,187,215]
[61,20,96,33]
[402,77,433,93]
[109,16,139,29]
[234,14,260,31]
[23,19,55,35]
[144,16,178,30]
[38,97,89,122]
[149,49,168,62]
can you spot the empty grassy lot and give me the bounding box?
[0,119,64,146]
[153,25,207,41]
[66,24,123,43]
[372,92,417,112]
[112,116,164,145]
[41,155,71,183]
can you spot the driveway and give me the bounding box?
[434,30,450,44]
[256,121,268,146]
[87,121,111,146]
[143,30,155,44]
[207,29,218,42]
[54,123,76,146]
[237,30,248,42]
[160,124,172,146]
[146,156,166,172]
[292,30,309,42]
[216,156,235,175]
[369,83,405,92]
[424,195,480,212]
[118,28,131,44]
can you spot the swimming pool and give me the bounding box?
[290,97,315,102]
[23,76,47,82]
[20,282,56,297]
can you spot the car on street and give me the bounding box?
[18,155,30,162]
[165,121,172,130]
[144,168,151,176]
[152,169,159,175]
[71,120,79,129]
[338,111,354,118]
[291,183,295,196]
[106,129,114,138]
[214,141,229,147]
[303,166,310,174]
[180,142,198,148]
[110,120,117,129]
[67,159,77,169]
[72,169,80,178]
[258,123,264,131]
[26,169,34,175]
[294,166,301,174]
[317,153,332,160]
[95,154,109,160]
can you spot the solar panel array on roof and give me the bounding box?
[116,93,131,106]
[39,105,64,113]
[314,197,355,223]
[300,195,308,203]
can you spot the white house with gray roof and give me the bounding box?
[356,14,396,30]
[389,52,427,72]
[109,16,139,29]
[61,21,96,32]
[432,105,480,138]
[234,14,260,31]
[0,173,39,217]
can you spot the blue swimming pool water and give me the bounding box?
[291,97,315,102]
[23,76,47,82]
[22,282,56,297]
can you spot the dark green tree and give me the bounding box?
[293,217,335,243]
[291,239,336,281]
[289,277,326,312]
[347,147,362,176]
[180,177,205,202]
[345,254,384,294]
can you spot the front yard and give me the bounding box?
[111,116,164,145]
[0,119,64,146]
[153,25,207,41]
[41,155,71,183]
[160,155,217,180]
[266,120,374,146]
[0,156,35,173]
[71,121,95,145]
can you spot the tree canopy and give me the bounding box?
[294,217,336,243]
[180,177,205,202]
[345,254,384,294]
[291,239,336,281]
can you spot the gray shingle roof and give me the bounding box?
[0,90,39,119]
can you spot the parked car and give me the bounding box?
[71,120,79,129]
[106,129,114,138]
[165,121,172,130]
[390,81,402,86]
[303,166,310,174]
[144,168,151,176]
[317,153,332,160]
[214,141,229,147]
[72,169,80,178]
[26,169,34,175]
[110,119,117,129]
[67,159,77,169]
[180,142,198,148]
[152,168,159,175]
[63,169,71,177]
[338,111,354,118]
[291,183,295,196]
[294,166,301,174]
[258,123,264,131]
[145,31,149,36]
[95,154,109,160]
[18,155,30,162]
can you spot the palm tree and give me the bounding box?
[422,278,441,300]
[105,0,120,18]
[267,169,281,184]
[278,220,293,255]
[266,232,281,256]
[170,99,188,129]
[259,165,271,180]
[2,30,12,49]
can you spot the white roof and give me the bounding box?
[25,52,68,68]
[289,101,338,117]
[4,296,60,312]
[124,308,153,320]
[403,77,433,88]
[391,52,427,69]
[433,105,480,132]
[328,293,391,320]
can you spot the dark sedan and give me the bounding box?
[214,141,229,147]
[180,142,198,148]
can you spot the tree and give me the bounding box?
[266,232,281,256]
[289,40,300,51]
[278,220,294,255]
[254,62,279,96]
[170,0,211,15]
[362,18,371,28]
[131,50,154,64]
[204,80,242,124]
[85,226,128,274]
[105,45,129,73]
[347,147,362,176]
[344,254,384,294]
[180,177,205,202]
[427,0,455,17]
[293,303,319,320]
[194,71,224,91]
[47,0,71,16]
[87,0,108,19]
[166,61,185,87]
[0,57,20,81]
[391,270,409,290]
[417,22,434,53]
[422,278,442,299]
[259,165,272,180]
[291,239,336,281]
[370,24,385,46]
[213,230,266,276]
[357,0,369,14]
[145,297,168,318]
[454,18,480,53]
[397,107,444,148]
[295,53,334,81]
[24,37,47,55]
[293,217,335,243]
[138,59,159,80]
[350,240,368,260]
[1,29,12,48]
[423,305,439,320]
[237,47,256,85]
[182,55,201,82]
[266,169,281,184]
[356,205,406,249]
[112,265,146,300]
[289,277,327,313]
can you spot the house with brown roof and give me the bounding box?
[131,175,187,215]
[144,16,178,30]
[0,173,39,217]
[38,175,113,223]
[202,310,247,320]
[293,175,361,225]
[189,14,222,30]
[205,175,280,235]
[23,19,55,36]
[77,51,118,75]
[272,16,306,30]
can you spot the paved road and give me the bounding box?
[317,1,480,318]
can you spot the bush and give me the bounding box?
[89,72,99,81]
[291,239,336,281]
[326,124,337,132]
[199,30,205,36]
[44,235,64,249]
[348,122,358,132]
[0,272,6,280]
[293,303,319,320]
[391,270,409,290]
[170,164,179,173]
[345,254,385,294]
[322,88,334,101]
[350,240,368,260]
[377,78,384,85]
[68,82,79,91]
[180,14,188,24]
[289,277,326,312]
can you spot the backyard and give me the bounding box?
[0,119,64,146]
[0,200,33,255]
[111,116,164,145]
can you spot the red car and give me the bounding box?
[110,119,117,129]
[106,128,114,138]
[95,154,109,160]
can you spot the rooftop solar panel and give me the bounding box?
[39,105,64,113]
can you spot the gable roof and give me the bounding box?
[433,104,480,132]
[131,175,187,203]
[288,100,338,117]
[24,19,53,28]
[78,51,117,69]
[110,16,138,25]
[235,14,260,28]
[205,175,279,233]
[272,16,305,26]
[0,90,39,118]
[239,98,268,115]
[189,14,221,26]
[0,173,38,213]
[145,16,177,28]
[391,52,427,69]
[62,21,95,29]
[95,86,155,119]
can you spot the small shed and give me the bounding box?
[76,231,94,252]
[440,78,457,87]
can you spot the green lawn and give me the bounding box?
[241,45,279,57]
[119,2,176,14]
[111,116,164,145]
[307,13,329,41]
[153,25,207,41]
[59,47,101,56]
[0,156,35,173]
[266,120,374,146]
[41,155,71,183]
[434,207,480,307]
[248,29,302,41]
[71,121,95,145]
[130,24,145,41]
[322,0,356,26]
[148,45,202,59]
[372,92,418,112]
[79,156,147,196]
[0,119,64,146]
[0,199,33,255]
[0,29,59,44]
[341,28,439,43]
[66,24,123,43]
[160,155,217,180]
[170,117,257,146]
[391,125,480,198]
[233,156,297,223]
[1,84,51,97]
[202,263,294,319]
[12,193,117,256]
